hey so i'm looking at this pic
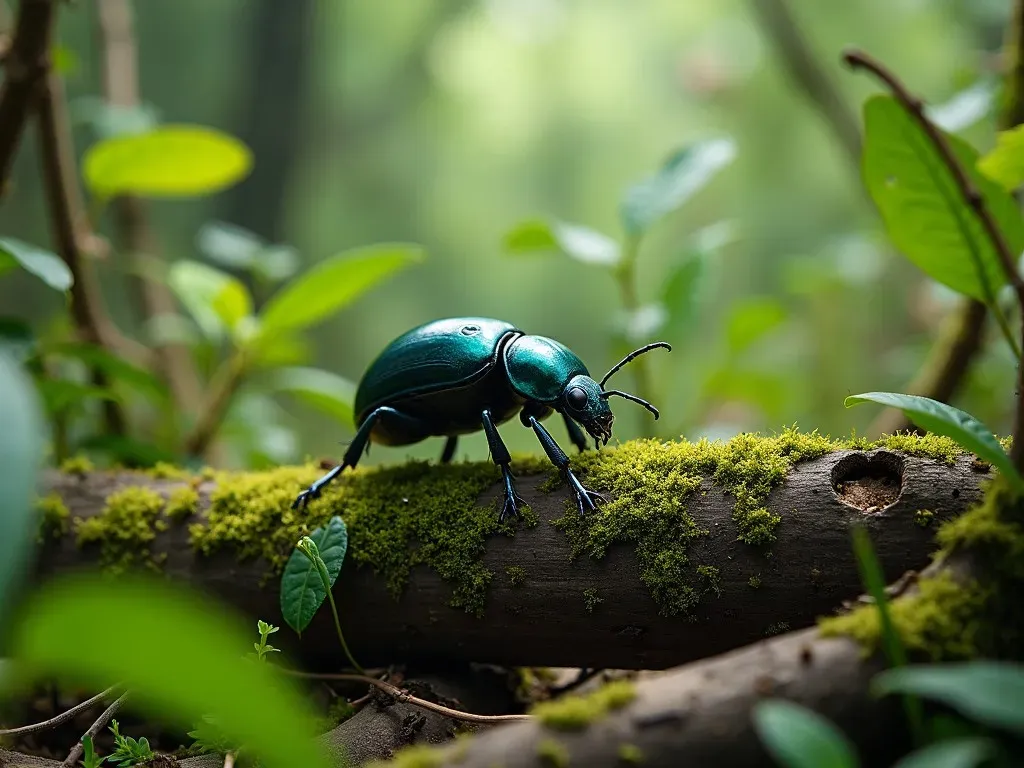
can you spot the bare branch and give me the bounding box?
[0,685,122,736]
[60,691,129,768]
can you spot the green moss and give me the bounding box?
[184,429,976,620]
[617,743,644,764]
[537,738,570,768]
[36,493,70,541]
[748,575,762,589]
[820,477,1024,661]
[76,486,166,573]
[166,487,200,522]
[60,455,93,476]
[696,565,721,596]
[189,460,527,616]
[915,509,935,528]
[506,565,528,587]
[583,587,603,613]
[146,461,191,480]
[764,621,790,637]
[531,679,636,731]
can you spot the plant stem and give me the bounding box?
[61,690,129,768]
[0,684,121,736]
[182,350,248,458]
[613,235,656,437]
[286,671,532,724]
[842,48,1024,470]
[321,566,364,675]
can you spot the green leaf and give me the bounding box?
[620,138,736,236]
[726,298,787,353]
[82,125,252,200]
[844,392,1022,489]
[167,260,253,341]
[978,123,1024,191]
[891,737,996,768]
[752,699,859,768]
[264,367,356,429]
[873,662,1024,736]
[6,573,331,768]
[0,317,35,362]
[861,95,1024,302]
[0,238,73,291]
[280,516,349,635]
[662,253,705,336]
[258,243,424,336]
[503,219,621,267]
[46,342,170,405]
[926,80,995,134]
[36,379,120,415]
[0,351,45,627]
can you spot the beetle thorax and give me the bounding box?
[502,334,589,404]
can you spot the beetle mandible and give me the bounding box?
[291,317,670,521]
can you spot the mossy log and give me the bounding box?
[30,432,989,671]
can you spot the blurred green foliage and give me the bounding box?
[0,0,1016,468]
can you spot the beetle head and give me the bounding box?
[561,375,614,444]
[560,341,672,445]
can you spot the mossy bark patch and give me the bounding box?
[35,492,69,542]
[76,486,167,573]
[530,679,636,731]
[819,476,1024,662]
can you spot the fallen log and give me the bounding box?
[30,433,987,671]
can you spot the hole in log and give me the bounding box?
[831,451,904,513]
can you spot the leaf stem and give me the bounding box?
[842,48,1024,471]
[321,565,364,675]
[182,349,247,458]
[613,235,656,437]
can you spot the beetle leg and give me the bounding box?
[440,436,459,464]
[561,412,589,454]
[526,415,605,516]
[481,409,525,523]
[292,406,428,511]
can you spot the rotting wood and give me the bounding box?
[29,447,987,672]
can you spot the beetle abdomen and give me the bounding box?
[354,317,520,423]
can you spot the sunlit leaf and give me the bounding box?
[0,351,45,626]
[0,238,73,292]
[249,333,313,369]
[6,573,331,768]
[280,517,348,635]
[620,138,736,236]
[259,243,424,336]
[873,662,1024,737]
[726,297,787,353]
[662,253,706,337]
[891,737,996,768]
[862,95,1024,302]
[167,260,253,341]
[83,125,252,200]
[503,219,620,267]
[978,124,1024,191]
[752,699,859,768]
[926,80,995,133]
[845,392,1022,489]
[264,367,355,429]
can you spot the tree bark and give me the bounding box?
[32,447,986,672]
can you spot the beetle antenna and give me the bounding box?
[600,389,660,420]
[600,342,671,387]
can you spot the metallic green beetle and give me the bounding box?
[292,317,670,521]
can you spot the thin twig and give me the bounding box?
[183,351,247,458]
[0,0,57,196]
[549,668,605,697]
[287,671,531,724]
[0,684,121,736]
[749,0,861,166]
[61,690,129,768]
[843,48,1024,467]
[842,49,1024,299]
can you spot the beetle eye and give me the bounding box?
[566,386,588,410]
